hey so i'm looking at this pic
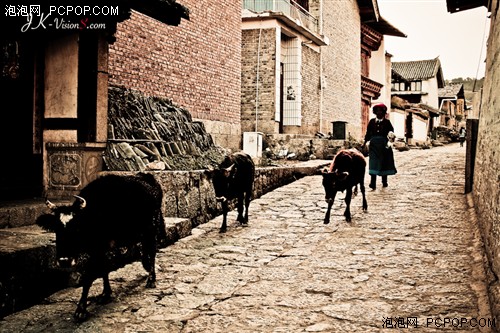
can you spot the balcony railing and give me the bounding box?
[243,0,319,35]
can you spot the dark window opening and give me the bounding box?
[294,0,309,11]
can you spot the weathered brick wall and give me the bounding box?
[108,0,242,149]
[321,0,362,139]
[241,28,277,135]
[472,0,500,321]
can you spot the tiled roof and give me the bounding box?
[392,57,442,81]
[438,83,464,98]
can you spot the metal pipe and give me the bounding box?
[255,27,262,132]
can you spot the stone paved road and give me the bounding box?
[0,143,493,332]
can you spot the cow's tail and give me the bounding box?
[155,209,168,249]
[136,172,168,249]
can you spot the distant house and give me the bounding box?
[391,57,445,108]
[438,83,466,129]
[390,57,445,143]
[390,96,439,145]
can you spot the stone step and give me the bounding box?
[0,200,50,229]
[0,217,192,319]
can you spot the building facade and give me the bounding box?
[241,0,403,143]
[438,83,466,130]
[447,0,500,321]
[0,1,188,201]
[109,0,242,150]
[241,0,326,136]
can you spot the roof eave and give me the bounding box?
[358,0,380,22]
[446,0,489,13]
[130,0,190,26]
[366,16,407,38]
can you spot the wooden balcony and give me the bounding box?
[243,0,319,36]
[361,75,383,100]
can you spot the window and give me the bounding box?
[414,81,422,91]
[295,0,309,11]
[281,36,301,126]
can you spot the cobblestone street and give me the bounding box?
[0,143,493,332]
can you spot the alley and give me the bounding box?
[0,143,493,332]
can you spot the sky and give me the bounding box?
[377,0,490,80]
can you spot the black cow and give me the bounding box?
[322,148,368,224]
[36,173,165,321]
[205,151,255,233]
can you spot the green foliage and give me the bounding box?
[445,77,484,92]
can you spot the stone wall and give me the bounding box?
[103,163,325,227]
[108,0,242,150]
[105,86,227,172]
[263,134,347,160]
[472,0,500,321]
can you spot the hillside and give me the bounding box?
[445,77,484,100]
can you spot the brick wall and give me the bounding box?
[321,0,362,139]
[472,0,500,320]
[108,0,242,149]
[241,28,277,134]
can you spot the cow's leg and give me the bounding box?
[74,276,93,321]
[360,182,368,211]
[344,187,352,222]
[324,192,336,224]
[243,192,251,223]
[142,235,157,288]
[220,201,228,233]
[236,193,245,223]
[144,253,156,289]
[97,273,112,304]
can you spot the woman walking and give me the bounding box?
[363,103,397,189]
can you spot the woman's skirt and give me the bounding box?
[368,136,397,176]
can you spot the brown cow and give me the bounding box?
[321,148,368,223]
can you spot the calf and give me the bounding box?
[36,173,165,321]
[322,148,368,223]
[205,151,255,233]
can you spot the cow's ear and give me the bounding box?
[36,214,60,232]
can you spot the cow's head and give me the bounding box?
[321,168,349,203]
[204,164,236,203]
[36,196,87,268]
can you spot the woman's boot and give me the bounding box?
[369,175,376,190]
